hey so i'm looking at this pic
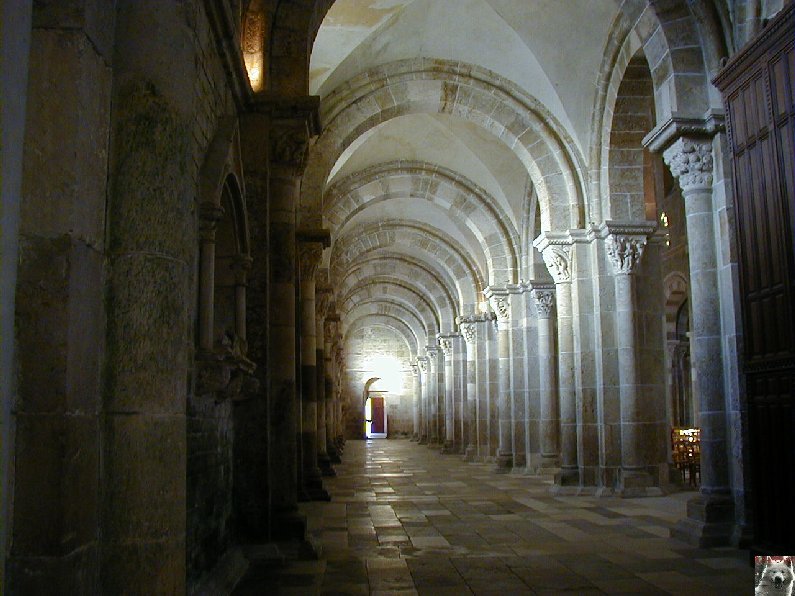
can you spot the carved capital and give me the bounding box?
[298,242,323,280]
[316,287,333,319]
[606,234,647,275]
[541,245,572,284]
[663,137,714,192]
[270,127,309,175]
[198,204,225,241]
[411,364,420,377]
[438,337,453,358]
[418,358,428,373]
[459,322,477,344]
[531,289,555,319]
[487,295,511,323]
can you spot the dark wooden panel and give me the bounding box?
[714,4,795,553]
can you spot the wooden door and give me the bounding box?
[371,397,385,434]
[715,4,795,552]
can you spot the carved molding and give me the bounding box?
[606,234,647,275]
[531,289,555,319]
[663,137,714,192]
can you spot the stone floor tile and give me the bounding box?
[235,440,753,594]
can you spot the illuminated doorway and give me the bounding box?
[365,392,387,438]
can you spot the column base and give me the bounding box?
[299,470,331,502]
[272,510,307,541]
[670,493,735,547]
[463,446,477,462]
[441,440,456,454]
[536,455,560,476]
[318,454,336,477]
[618,469,664,498]
[494,452,513,473]
[550,467,580,493]
[327,443,342,464]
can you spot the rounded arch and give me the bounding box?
[301,59,588,233]
[340,283,440,338]
[340,256,458,330]
[331,221,484,310]
[340,277,441,332]
[344,302,427,353]
[344,314,421,361]
[325,160,520,285]
[589,0,715,223]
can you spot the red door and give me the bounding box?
[371,397,385,434]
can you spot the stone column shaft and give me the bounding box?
[605,229,660,495]
[440,337,455,452]
[532,289,559,468]
[297,241,327,500]
[459,320,479,461]
[535,240,579,487]
[487,291,513,471]
[663,135,733,545]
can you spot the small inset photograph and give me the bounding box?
[755,556,794,595]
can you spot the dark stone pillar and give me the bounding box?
[8,2,110,590]
[103,2,196,591]
[297,233,330,501]
[266,100,319,536]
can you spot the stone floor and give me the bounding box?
[234,439,752,595]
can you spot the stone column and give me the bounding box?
[9,1,108,589]
[267,102,319,537]
[412,364,421,440]
[663,136,733,544]
[535,237,579,488]
[439,336,455,453]
[297,236,329,501]
[531,286,559,471]
[459,318,479,461]
[1,1,31,583]
[418,358,429,444]
[325,317,342,463]
[103,3,194,590]
[426,346,440,444]
[486,289,513,471]
[316,286,334,476]
[604,226,661,496]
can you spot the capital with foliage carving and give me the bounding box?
[459,322,477,344]
[418,358,428,373]
[438,337,453,358]
[531,289,555,319]
[663,137,714,192]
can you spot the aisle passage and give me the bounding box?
[239,440,751,595]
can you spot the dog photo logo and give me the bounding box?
[756,556,795,595]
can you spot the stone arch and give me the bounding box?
[605,51,657,221]
[340,276,442,331]
[302,59,588,233]
[340,256,458,330]
[589,0,715,222]
[331,221,484,310]
[325,160,520,285]
[344,312,423,359]
[340,282,440,337]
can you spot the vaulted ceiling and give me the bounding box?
[306,0,627,360]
